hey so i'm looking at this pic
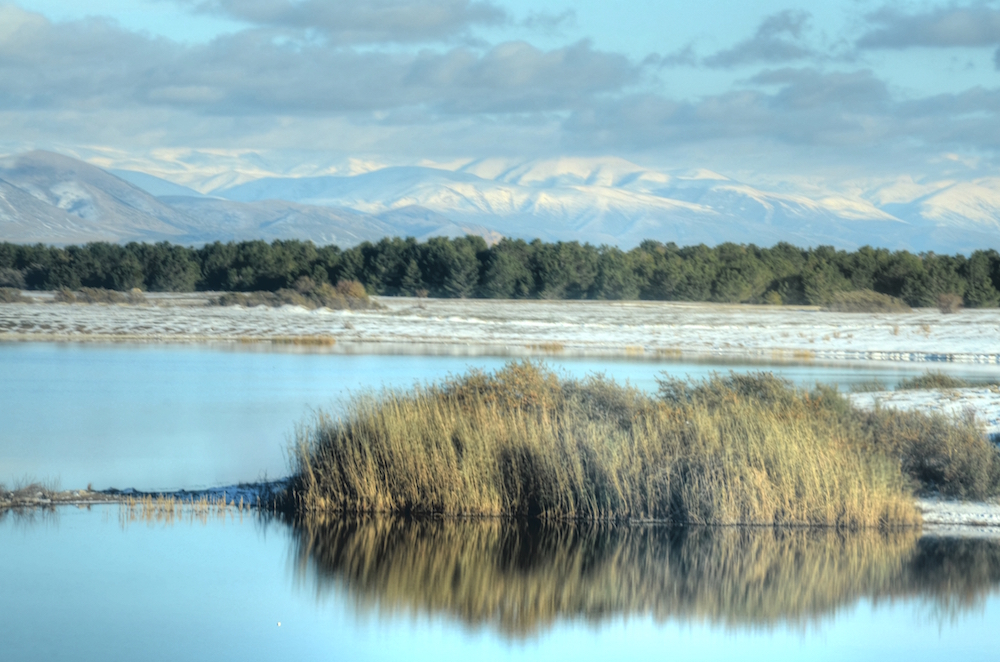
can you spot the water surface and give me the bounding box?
[4,342,1000,660]
[1,509,998,662]
[2,342,990,490]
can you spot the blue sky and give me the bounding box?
[4,0,1000,183]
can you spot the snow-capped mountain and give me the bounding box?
[217,156,998,251]
[0,151,197,243]
[0,151,997,252]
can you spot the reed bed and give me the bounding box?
[118,494,252,527]
[281,362,994,527]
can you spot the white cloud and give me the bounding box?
[1,1,1000,184]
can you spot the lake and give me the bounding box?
[1,508,999,661]
[2,342,995,491]
[2,341,999,661]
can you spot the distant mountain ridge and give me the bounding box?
[0,150,997,252]
[0,151,479,246]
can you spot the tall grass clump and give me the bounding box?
[214,277,379,310]
[895,371,971,391]
[852,407,1000,499]
[937,292,963,313]
[0,287,29,303]
[288,362,925,527]
[824,289,912,313]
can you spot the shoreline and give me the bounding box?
[3,332,1000,367]
[0,480,287,512]
[4,482,1000,538]
[2,295,1000,366]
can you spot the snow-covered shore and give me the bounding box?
[918,497,1000,538]
[850,387,1000,438]
[2,294,999,364]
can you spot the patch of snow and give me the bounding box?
[918,497,1000,538]
[849,387,1000,437]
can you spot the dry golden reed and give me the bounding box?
[118,494,252,527]
[824,289,912,313]
[286,362,946,527]
[525,342,564,353]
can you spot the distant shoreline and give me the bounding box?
[0,480,286,512]
[3,295,1000,366]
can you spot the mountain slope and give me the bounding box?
[162,196,396,245]
[0,176,103,244]
[0,151,197,242]
[0,152,500,246]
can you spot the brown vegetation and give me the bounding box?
[213,277,380,311]
[53,287,147,304]
[824,289,912,313]
[0,287,29,303]
[937,292,963,314]
[118,494,251,527]
[285,363,961,527]
[896,371,972,390]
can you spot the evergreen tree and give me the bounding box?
[963,251,1000,308]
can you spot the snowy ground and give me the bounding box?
[850,387,1000,438]
[918,497,1000,538]
[2,294,1000,364]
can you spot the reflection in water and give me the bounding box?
[0,505,61,530]
[289,517,1000,637]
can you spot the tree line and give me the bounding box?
[1,237,999,307]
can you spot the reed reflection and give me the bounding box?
[288,517,1000,636]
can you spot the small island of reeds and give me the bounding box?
[285,362,1000,527]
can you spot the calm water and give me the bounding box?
[3,342,1000,661]
[1,342,994,491]
[1,509,999,662]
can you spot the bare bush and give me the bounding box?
[937,292,963,314]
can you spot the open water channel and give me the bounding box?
[2,342,999,660]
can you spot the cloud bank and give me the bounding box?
[1,1,1000,182]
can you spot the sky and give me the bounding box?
[3,0,1000,186]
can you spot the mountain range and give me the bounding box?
[0,150,997,253]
